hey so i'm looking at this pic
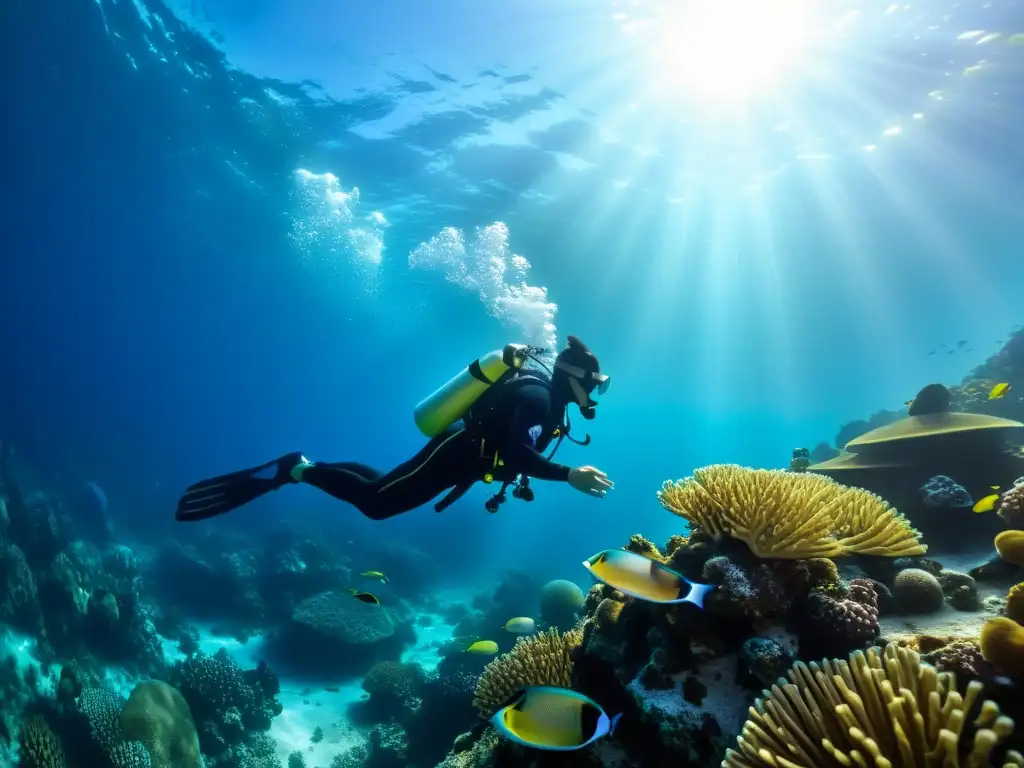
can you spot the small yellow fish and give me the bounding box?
[966,387,977,393]
[465,640,499,654]
[977,33,1002,45]
[991,485,1001,490]
[1009,33,1024,46]
[973,494,1001,513]
[350,590,380,605]
[360,570,389,583]
[504,617,536,635]
[963,63,985,76]
[989,382,1011,399]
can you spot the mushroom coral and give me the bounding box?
[471,628,580,719]
[724,643,1022,768]
[658,465,925,559]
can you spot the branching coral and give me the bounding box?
[471,627,581,718]
[658,464,926,559]
[724,643,1019,768]
[77,685,126,752]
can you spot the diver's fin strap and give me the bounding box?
[434,481,473,513]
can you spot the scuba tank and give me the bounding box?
[414,344,531,437]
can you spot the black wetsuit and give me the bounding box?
[302,379,571,520]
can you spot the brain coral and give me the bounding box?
[724,643,1020,768]
[658,464,925,559]
[892,568,945,614]
[291,590,394,644]
[120,680,202,768]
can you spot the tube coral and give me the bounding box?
[659,464,925,559]
[724,642,1019,768]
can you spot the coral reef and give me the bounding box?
[169,648,282,764]
[659,465,925,558]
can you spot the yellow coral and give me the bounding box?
[19,715,65,768]
[624,533,663,560]
[1007,583,1024,625]
[995,530,1024,567]
[980,617,1024,680]
[658,464,926,559]
[724,643,1017,768]
[472,628,580,719]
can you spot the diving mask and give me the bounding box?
[554,359,611,396]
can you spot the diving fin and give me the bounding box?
[175,452,305,522]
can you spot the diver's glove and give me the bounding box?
[568,465,613,498]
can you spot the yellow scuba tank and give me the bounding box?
[414,344,529,437]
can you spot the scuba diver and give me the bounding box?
[175,336,613,522]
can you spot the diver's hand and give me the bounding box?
[568,466,613,498]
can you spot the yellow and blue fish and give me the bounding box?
[490,686,622,751]
[582,549,714,607]
[360,570,389,583]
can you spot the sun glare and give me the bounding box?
[642,0,814,102]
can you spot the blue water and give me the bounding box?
[4,0,1024,583]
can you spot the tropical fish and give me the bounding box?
[956,30,985,41]
[465,640,499,654]
[977,33,1002,44]
[973,494,1001,513]
[360,570,389,583]
[991,485,1001,490]
[1010,34,1024,46]
[490,686,622,751]
[963,63,985,76]
[989,383,1011,399]
[504,617,536,635]
[351,590,380,605]
[582,549,713,606]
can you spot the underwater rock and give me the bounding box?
[892,567,945,614]
[737,637,792,688]
[937,570,981,611]
[357,661,426,723]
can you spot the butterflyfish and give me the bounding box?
[465,640,499,654]
[490,686,622,751]
[504,617,536,634]
[360,570,389,583]
[989,382,1011,399]
[973,494,1001,513]
[582,549,713,606]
